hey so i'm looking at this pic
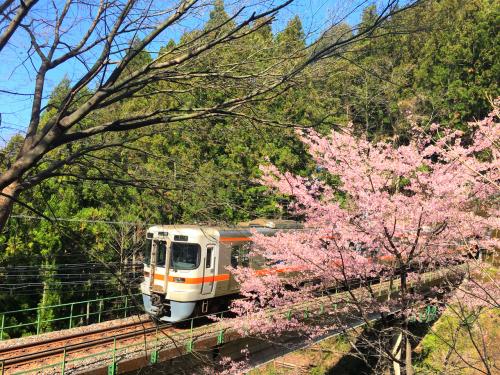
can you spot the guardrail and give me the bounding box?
[0,294,142,340]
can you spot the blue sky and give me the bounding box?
[0,0,370,145]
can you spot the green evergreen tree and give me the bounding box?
[414,0,499,126]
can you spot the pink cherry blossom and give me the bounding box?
[230,101,499,339]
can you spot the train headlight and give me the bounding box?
[173,277,186,283]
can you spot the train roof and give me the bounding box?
[146,219,303,233]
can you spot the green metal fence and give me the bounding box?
[409,305,438,323]
[0,294,141,340]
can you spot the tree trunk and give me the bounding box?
[392,331,403,375]
[0,181,20,232]
[405,333,414,375]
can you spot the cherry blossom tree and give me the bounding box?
[228,100,499,373]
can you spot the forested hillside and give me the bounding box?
[0,0,498,337]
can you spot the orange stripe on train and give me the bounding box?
[151,267,301,282]
[153,274,165,281]
[254,266,302,276]
[167,274,230,284]
[219,237,251,242]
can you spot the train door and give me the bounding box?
[228,243,250,290]
[150,237,169,293]
[201,245,215,295]
[148,238,156,289]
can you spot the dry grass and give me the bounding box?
[414,264,500,375]
[249,333,356,375]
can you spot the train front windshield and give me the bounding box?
[171,243,200,270]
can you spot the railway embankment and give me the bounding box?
[0,265,465,374]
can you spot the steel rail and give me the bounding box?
[0,319,160,367]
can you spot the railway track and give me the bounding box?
[0,318,172,374]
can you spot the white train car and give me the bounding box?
[141,219,302,322]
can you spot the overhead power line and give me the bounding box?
[0,262,142,270]
[9,214,154,226]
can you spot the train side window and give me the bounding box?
[206,247,213,268]
[231,245,239,268]
[231,244,250,268]
[156,240,167,267]
[250,253,265,268]
[241,246,250,267]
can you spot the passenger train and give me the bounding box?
[141,218,475,322]
[141,219,302,322]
